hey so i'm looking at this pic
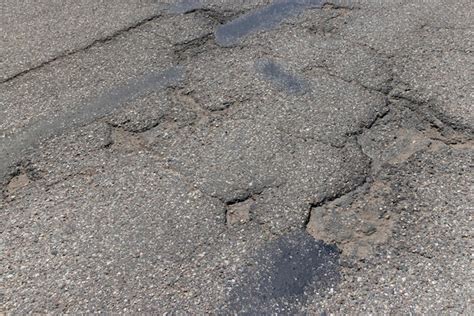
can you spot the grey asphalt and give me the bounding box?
[1,0,473,314]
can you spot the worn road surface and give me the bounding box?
[1,0,473,314]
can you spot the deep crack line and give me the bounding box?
[1,13,166,84]
[173,33,215,63]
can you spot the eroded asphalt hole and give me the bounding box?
[226,230,340,314]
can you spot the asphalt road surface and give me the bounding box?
[1,0,473,314]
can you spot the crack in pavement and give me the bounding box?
[0,67,184,181]
[2,0,473,313]
[0,13,167,85]
[173,33,216,63]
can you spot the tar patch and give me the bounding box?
[226,230,340,314]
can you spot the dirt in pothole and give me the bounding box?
[306,180,398,259]
[5,173,31,197]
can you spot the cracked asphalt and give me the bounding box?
[1,0,473,314]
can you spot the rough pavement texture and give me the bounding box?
[1,0,473,314]
[1,0,166,81]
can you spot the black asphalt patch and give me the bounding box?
[256,59,309,95]
[215,0,325,47]
[226,230,340,314]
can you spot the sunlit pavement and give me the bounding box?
[1,0,472,313]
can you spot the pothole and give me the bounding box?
[7,173,30,194]
[109,128,148,152]
[4,171,32,201]
[306,180,397,259]
[225,198,254,226]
